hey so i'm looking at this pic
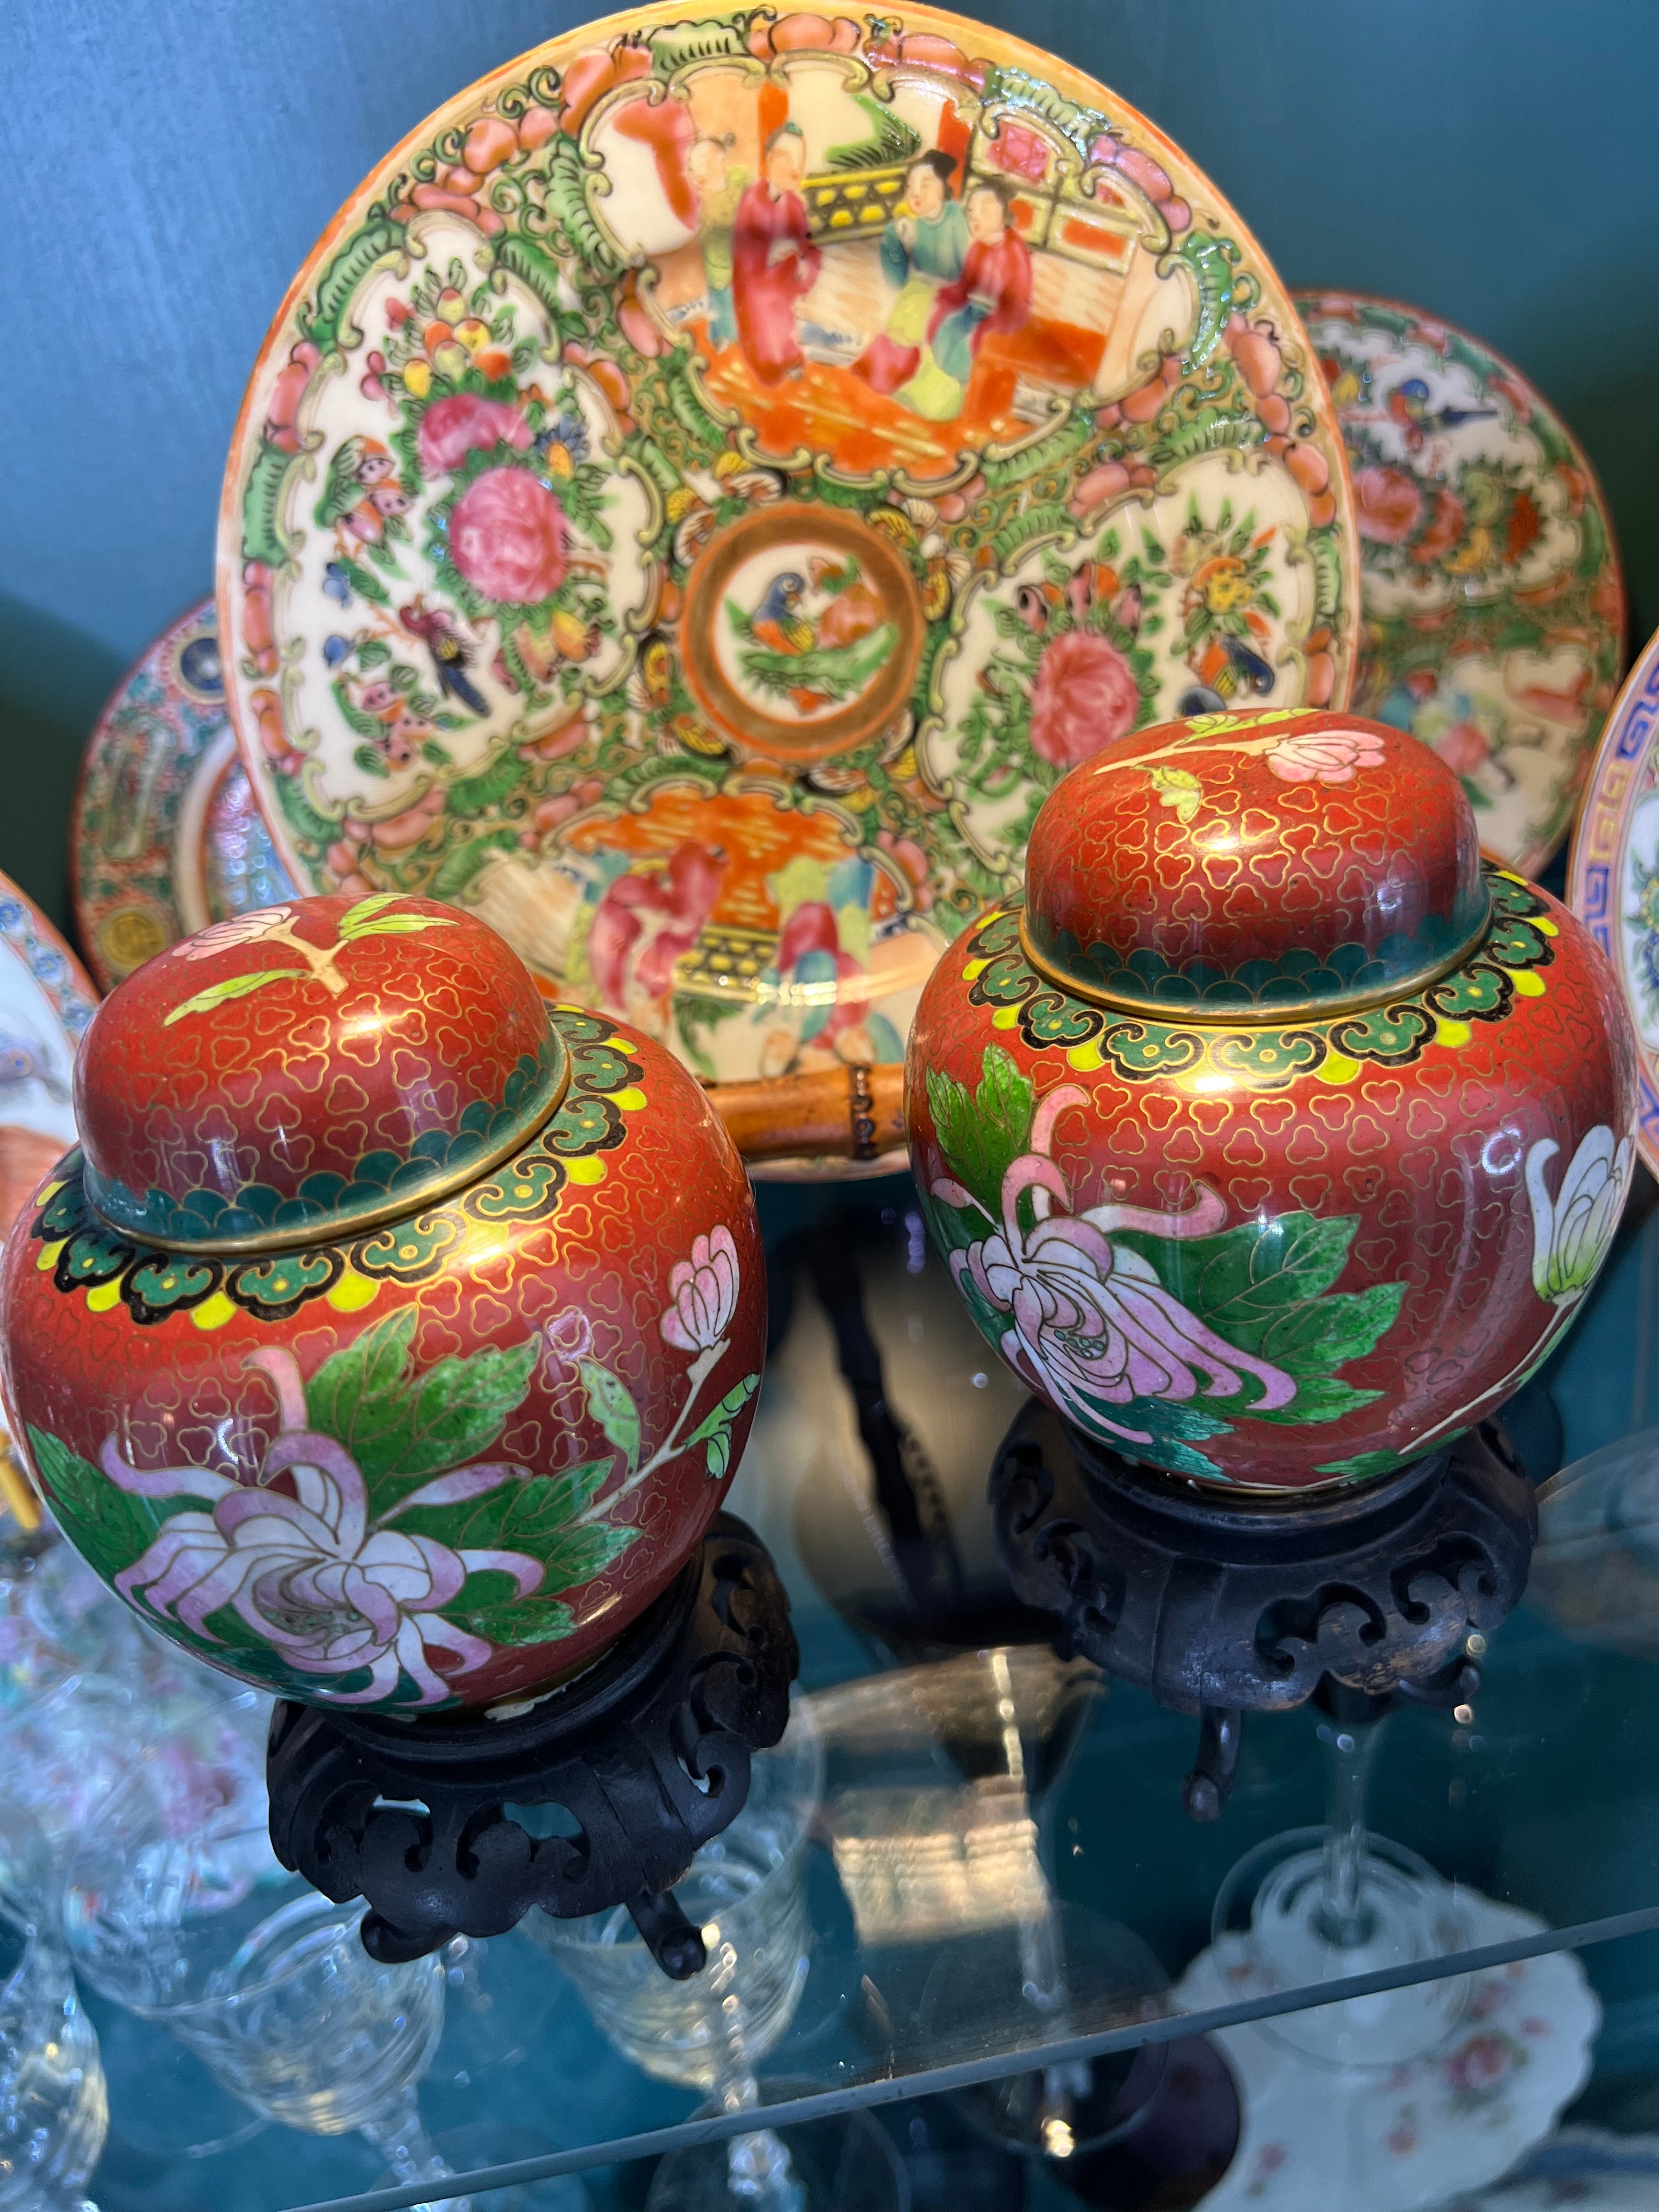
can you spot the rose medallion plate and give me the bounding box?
[1570,623,1659,1178]
[72,601,295,992]
[219,2,1359,1150]
[1297,291,1624,876]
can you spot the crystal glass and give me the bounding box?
[527,1703,884,2211]
[60,1725,463,2208]
[0,1887,106,2210]
[1209,1702,1474,2069]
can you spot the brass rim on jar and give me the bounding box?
[1014,890,1497,1029]
[80,1022,573,1259]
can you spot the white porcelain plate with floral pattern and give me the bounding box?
[1177,1891,1598,2211]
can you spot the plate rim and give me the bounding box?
[1294,283,1629,878]
[69,592,224,993]
[1568,620,1659,1178]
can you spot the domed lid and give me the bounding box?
[75,894,568,1250]
[1022,710,1490,1018]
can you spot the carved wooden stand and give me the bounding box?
[266,1514,796,1973]
[990,1403,1534,1818]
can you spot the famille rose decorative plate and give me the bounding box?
[71,601,295,992]
[1297,292,1624,876]
[0,871,97,1523]
[1570,624,1659,1178]
[219,1,1359,1121]
[0,876,95,1229]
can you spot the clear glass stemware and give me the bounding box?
[0,1886,106,2211]
[59,1725,465,2208]
[525,1702,865,2211]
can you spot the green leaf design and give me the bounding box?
[274,771,342,852]
[1119,1214,1353,1353]
[535,1521,639,1589]
[1070,1394,1231,1481]
[335,680,396,743]
[399,1457,611,1552]
[25,1427,194,1584]
[688,1374,761,1447]
[304,1316,538,1496]
[737,622,898,707]
[338,915,457,939]
[437,1520,639,1648]
[1147,766,1202,822]
[442,1593,577,1649]
[403,1338,540,1483]
[688,1373,760,1480]
[1314,1441,1453,1484]
[926,1046,1036,1217]
[1105,1211,1407,1431]
[337,892,405,932]
[448,751,527,818]
[162,968,297,1026]
[430,828,521,900]
[578,1358,640,1474]
[304,1310,420,1485]
[335,555,391,608]
[1248,1375,1384,1427]
[1254,1283,1408,1380]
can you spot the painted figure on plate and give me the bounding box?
[902,177,1032,420]
[853,150,967,396]
[731,124,821,385]
[687,134,746,349]
[601,49,1198,478]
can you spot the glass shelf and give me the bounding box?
[14,1173,1659,2212]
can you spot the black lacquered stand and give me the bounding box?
[266,1513,796,1974]
[991,1404,1535,1818]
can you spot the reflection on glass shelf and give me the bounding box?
[530,1707,894,2212]
[22,1195,1659,2210]
[0,1802,106,2212]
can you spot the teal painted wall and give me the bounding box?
[5,2,1657,938]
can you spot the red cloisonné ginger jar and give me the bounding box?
[0,894,764,1709]
[907,708,1637,1492]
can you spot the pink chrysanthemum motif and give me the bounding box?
[104,1347,541,1705]
[931,1087,1296,1449]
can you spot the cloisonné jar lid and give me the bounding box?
[910,707,1636,1492]
[74,895,566,1248]
[1021,707,1490,1016]
[218,0,1361,1159]
[2,891,767,1712]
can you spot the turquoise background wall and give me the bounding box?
[5,2,1657,940]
